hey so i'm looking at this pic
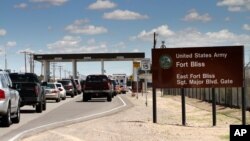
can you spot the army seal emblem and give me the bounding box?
[159,55,172,69]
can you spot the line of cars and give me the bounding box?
[0,70,124,127]
[0,70,83,127]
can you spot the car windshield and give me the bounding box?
[86,75,108,82]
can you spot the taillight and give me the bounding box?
[0,89,6,100]
[66,85,73,89]
[51,89,58,93]
[103,83,110,90]
[34,86,39,96]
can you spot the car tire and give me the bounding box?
[71,93,74,98]
[2,105,12,127]
[12,105,20,124]
[62,96,66,100]
[43,100,46,111]
[56,97,60,102]
[107,94,112,102]
[36,102,43,113]
[83,94,88,102]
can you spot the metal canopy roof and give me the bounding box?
[33,52,145,62]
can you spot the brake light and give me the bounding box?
[51,89,58,93]
[0,89,6,100]
[65,85,73,89]
[34,86,39,96]
[103,82,110,90]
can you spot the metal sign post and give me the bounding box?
[181,88,186,125]
[212,88,216,126]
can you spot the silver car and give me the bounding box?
[55,82,66,100]
[45,83,61,102]
[0,70,20,127]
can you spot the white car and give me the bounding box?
[55,82,66,100]
[45,83,61,102]
[0,70,20,127]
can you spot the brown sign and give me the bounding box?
[152,46,244,88]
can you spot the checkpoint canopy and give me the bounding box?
[33,52,145,81]
[152,46,244,88]
[33,52,145,62]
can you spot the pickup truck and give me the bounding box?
[9,73,46,113]
[83,74,112,102]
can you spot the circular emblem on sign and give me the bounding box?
[159,55,172,69]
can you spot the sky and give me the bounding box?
[1,0,250,78]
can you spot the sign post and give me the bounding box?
[133,61,140,99]
[181,88,186,125]
[152,46,244,125]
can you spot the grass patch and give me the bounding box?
[219,134,229,140]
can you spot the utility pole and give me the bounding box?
[27,53,34,73]
[4,46,7,70]
[64,70,67,78]
[20,51,29,73]
[153,32,157,123]
[51,62,57,82]
[58,65,63,79]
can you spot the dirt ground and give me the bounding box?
[22,91,249,141]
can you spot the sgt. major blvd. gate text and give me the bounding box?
[175,52,232,86]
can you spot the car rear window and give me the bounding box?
[47,84,55,89]
[9,74,39,83]
[57,80,70,85]
[56,84,62,87]
[74,80,79,85]
[86,75,108,83]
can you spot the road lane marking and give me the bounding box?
[9,96,127,141]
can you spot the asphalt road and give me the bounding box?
[0,94,131,141]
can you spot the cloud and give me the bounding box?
[132,49,139,52]
[183,9,212,22]
[133,25,250,47]
[14,3,28,9]
[0,28,7,36]
[243,24,250,31]
[103,9,149,20]
[18,48,35,54]
[29,0,68,6]
[6,41,17,47]
[47,36,108,53]
[47,36,81,49]
[88,0,117,10]
[131,25,175,41]
[65,19,108,35]
[217,0,250,12]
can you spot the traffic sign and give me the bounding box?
[141,58,150,70]
[133,61,140,68]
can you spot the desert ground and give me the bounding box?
[21,90,249,141]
